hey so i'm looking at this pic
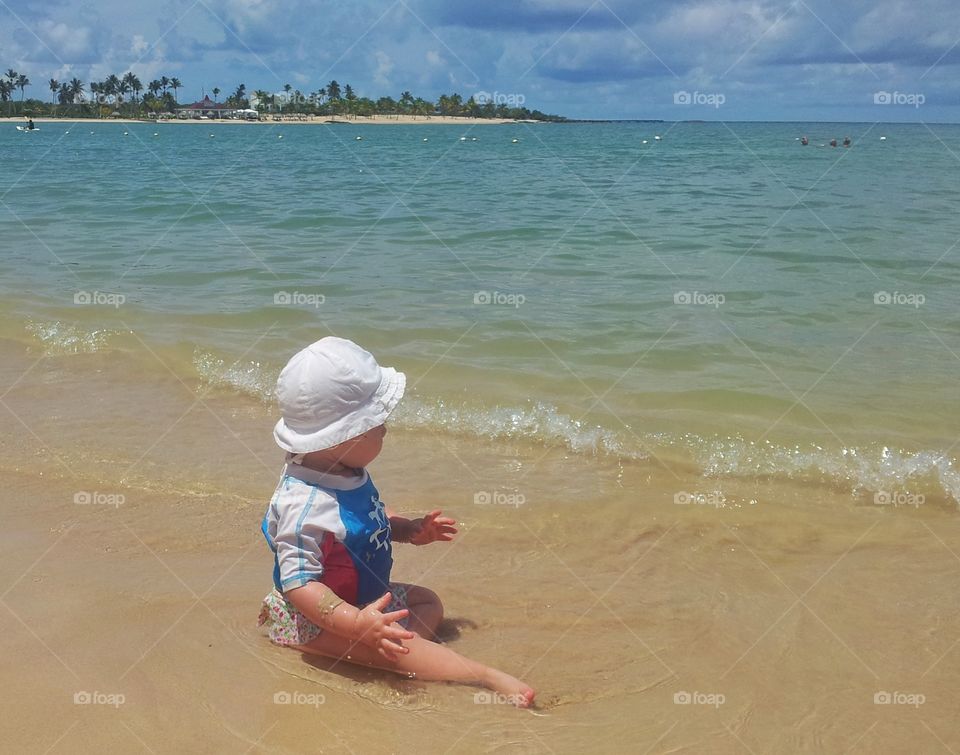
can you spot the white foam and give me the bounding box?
[673,434,960,504]
[181,355,960,505]
[192,349,276,401]
[25,320,117,355]
[392,398,642,459]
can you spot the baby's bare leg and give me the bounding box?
[293,631,535,707]
[397,584,443,639]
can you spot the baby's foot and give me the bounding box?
[484,668,537,708]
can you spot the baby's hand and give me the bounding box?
[409,509,458,545]
[354,592,415,661]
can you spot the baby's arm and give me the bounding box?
[388,509,458,545]
[286,582,414,660]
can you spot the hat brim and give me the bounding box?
[273,367,406,454]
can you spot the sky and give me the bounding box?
[1,0,958,121]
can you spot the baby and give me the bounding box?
[258,337,535,707]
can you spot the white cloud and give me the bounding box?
[373,50,393,88]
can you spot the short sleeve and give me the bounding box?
[272,483,343,591]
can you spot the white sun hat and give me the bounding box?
[273,337,406,453]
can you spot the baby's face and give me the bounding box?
[333,424,387,468]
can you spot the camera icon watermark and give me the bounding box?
[74,690,125,707]
[474,490,526,507]
[473,91,526,107]
[473,290,525,308]
[674,490,726,508]
[674,291,725,308]
[873,490,925,508]
[874,690,925,707]
[74,290,125,308]
[873,91,924,108]
[473,690,527,705]
[873,291,924,308]
[273,690,325,707]
[673,91,725,108]
[74,490,125,508]
[274,290,325,308]
[673,690,725,708]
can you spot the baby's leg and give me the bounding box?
[396,583,443,639]
[292,631,535,707]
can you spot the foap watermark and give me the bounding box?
[474,290,525,308]
[273,690,326,708]
[874,291,924,308]
[874,490,925,508]
[474,91,525,107]
[74,290,125,308]
[674,690,725,708]
[274,290,325,308]
[874,690,925,707]
[873,91,924,108]
[474,490,526,508]
[74,490,125,508]
[474,691,528,705]
[674,490,726,508]
[74,690,125,708]
[674,291,724,308]
[673,90,725,108]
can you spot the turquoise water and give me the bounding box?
[2,120,959,500]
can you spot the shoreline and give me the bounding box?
[0,114,525,126]
[2,326,960,751]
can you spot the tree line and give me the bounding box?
[0,70,564,121]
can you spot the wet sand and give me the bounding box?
[2,336,960,753]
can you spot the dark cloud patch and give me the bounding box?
[762,44,960,69]
[537,50,680,83]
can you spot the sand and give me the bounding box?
[2,335,960,753]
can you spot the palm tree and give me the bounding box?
[16,74,29,101]
[170,77,181,104]
[123,72,141,104]
[160,76,170,94]
[49,78,59,104]
[4,69,16,114]
[69,78,85,107]
[212,86,220,102]
[116,76,130,109]
[89,82,101,114]
[104,74,121,106]
[58,82,70,105]
[230,83,246,107]
[413,97,432,116]
[326,80,341,100]
[148,79,162,98]
[399,90,414,112]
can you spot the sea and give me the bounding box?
[1,119,958,506]
[4,120,960,752]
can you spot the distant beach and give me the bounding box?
[0,114,523,125]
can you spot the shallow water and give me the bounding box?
[2,120,958,503]
[2,342,959,753]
